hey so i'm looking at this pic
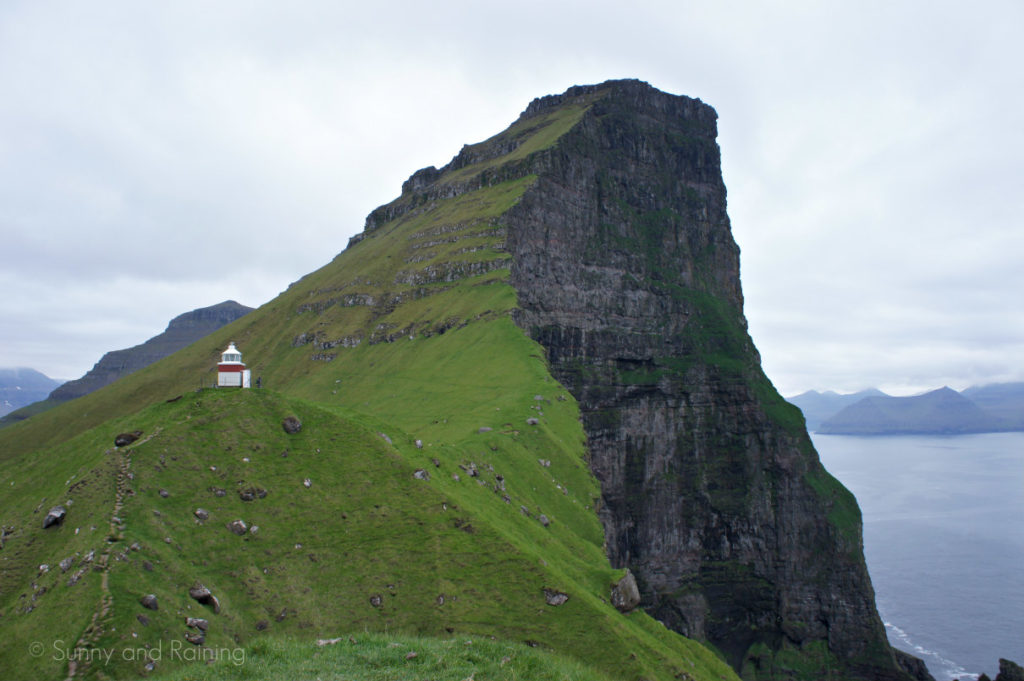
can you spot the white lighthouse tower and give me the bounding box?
[217,342,251,388]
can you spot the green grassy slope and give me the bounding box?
[0,89,739,681]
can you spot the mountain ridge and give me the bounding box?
[0,80,917,681]
[789,383,1024,435]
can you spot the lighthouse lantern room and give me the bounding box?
[217,342,251,388]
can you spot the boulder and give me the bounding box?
[189,583,221,613]
[42,505,66,529]
[185,617,209,631]
[115,431,143,447]
[239,487,267,501]
[194,508,209,521]
[282,416,302,434]
[227,519,248,535]
[998,658,1024,681]
[140,594,159,611]
[543,588,569,606]
[184,631,205,646]
[611,570,642,613]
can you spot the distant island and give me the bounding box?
[788,383,1024,435]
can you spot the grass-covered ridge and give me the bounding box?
[0,94,740,681]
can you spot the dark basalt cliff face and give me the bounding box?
[358,79,913,680]
[49,300,252,402]
[502,82,906,679]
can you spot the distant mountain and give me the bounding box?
[0,368,63,416]
[818,386,1001,435]
[961,382,1024,430]
[0,300,252,425]
[786,388,888,430]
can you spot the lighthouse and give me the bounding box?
[217,342,251,388]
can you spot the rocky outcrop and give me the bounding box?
[359,79,908,679]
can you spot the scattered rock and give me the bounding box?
[405,651,418,660]
[194,508,209,521]
[538,459,551,468]
[184,631,205,645]
[526,417,539,426]
[369,594,383,607]
[534,395,544,401]
[316,637,343,646]
[415,439,424,449]
[137,614,150,626]
[42,506,66,529]
[254,619,269,631]
[478,427,492,433]
[413,469,430,481]
[59,556,74,573]
[282,416,302,434]
[378,432,393,445]
[239,487,267,501]
[210,487,226,497]
[227,519,248,535]
[249,525,259,536]
[303,478,312,488]
[543,588,569,606]
[185,617,209,631]
[158,489,170,498]
[115,431,143,447]
[452,473,460,481]
[611,570,642,613]
[189,583,221,613]
[432,458,441,467]
[520,505,531,517]
[538,514,551,527]
[140,594,159,611]
[143,561,154,572]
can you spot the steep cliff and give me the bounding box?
[502,80,904,679]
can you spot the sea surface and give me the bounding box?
[813,432,1024,680]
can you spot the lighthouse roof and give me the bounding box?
[220,342,244,364]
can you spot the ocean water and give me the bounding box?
[813,433,1024,681]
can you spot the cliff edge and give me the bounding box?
[373,79,913,680]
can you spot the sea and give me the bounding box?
[813,432,1024,681]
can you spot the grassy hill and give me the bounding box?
[0,90,739,681]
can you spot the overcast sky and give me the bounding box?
[2,1,1021,397]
